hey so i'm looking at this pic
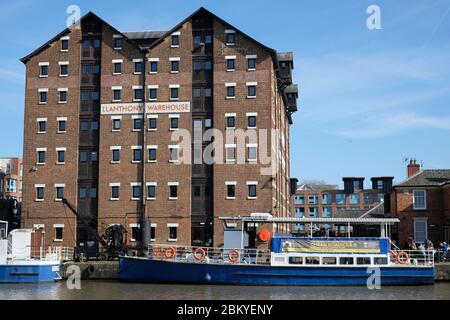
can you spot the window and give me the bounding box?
[248,183,257,199]
[170,116,179,130]
[204,118,212,128]
[37,150,46,164]
[112,148,121,162]
[247,115,257,128]
[114,36,123,49]
[149,87,158,100]
[226,57,235,71]
[151,225,156,241]
[226,183,236,199]
[357,257,371,265]
[134,87,143,101]
[193,61,202,71]
[55,185,64,201]
[226,84,235,98]
[134,60,143,74]
[148,117,157,130]
[322,257,337,265]
[38,120,46,133]
[377,180,384,190]
[322,207,332,218]
[111,184,120,200]
[413,190,426,210]
[57,119,66,133]
[308,194,318,204]
[36,185,45,201]
[378,193,385,202]
[194,35,202,44]
[92,91,99,101]
[150,61,158,73]
[205,34,212,44]
[57,149,65,164]
[54,226,64,241]
[171,60,179,73]
[91,151,98,162]
[61,38,69,51]
[147,183,156,199]
[132,147,142,163]
[247,84,257,98]
[193,186,201,197]
[39,63,48,77]
[205,60,212,70]
[39,90,48,104]
[295,207,305,218]
[169,146,179,162]
[336,194,346,205]
[322,193,332,205]
[113,88,121,102]
[131,184,141,200]
[171,34,180,47]
[92,121,98,131]
[168,225,178,241]
[170,87,179,100]
[130,225,139,242]
[414,218,428,243]
[80,151,88,162]
[226,31,235,45]
[205,88,212,97]
[113,62,122,74]
[226,145,236,162]
[349,194,360,205]
[294,194,305,204]
[364,193,374,204]
[169,184,178,199]
[80,121,89,131]
[339,257,354,265]
[79,187,87,199]
[133,117,143,131]
[247,56,256,70]
[305,257,320,265]
[58,89,67,103]
[112,118,121,131]
[59,63,68,76]
[226,115,235,128]
[309,207,318,218]
[247,145,257,162]
[81,90,89,102]
[374,257,388,265]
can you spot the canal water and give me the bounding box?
[1,281,450,300]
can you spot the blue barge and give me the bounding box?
[119,216,435,286]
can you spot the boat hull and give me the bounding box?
[0,261,61,283]
[119,257,434,286]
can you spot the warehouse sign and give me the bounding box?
[281,239,381,253]
[101,101,191,115]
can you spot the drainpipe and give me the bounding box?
[139,50,148,253]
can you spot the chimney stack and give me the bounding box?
[407,159,421,178]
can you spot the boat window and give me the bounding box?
[339,257,354,265]
[289,257,303,265]
[322,257,337,265]
[374,257,388,265]
[305,257,320,265]
[357,257,371,265]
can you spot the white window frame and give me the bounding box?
[169,84,180,101]
[129,223,140,242]
[225,55,236,71]
[130,182,142,201]
[225,29,236,46]
[247,144,258,162]
[413,190,427,210]
[150,223,157,242]
[246,112,258,129]
[110,182,121,201]
[60,36,69,52]
[246,82,258,99]
[148,85,159,101]
[113,34,123,50]
[167,223,179,242]
[246,55,257,71]
[57,88,68,104]
[38,88,48,105]
[111,115,122,132]
[36,148,47,165]
[111,86,122,102]
[413,217,428,244]
[225,181,237,200]
[168,182,179,200]
[169,113,180,130]
[58,61,69,77]
[55,147,66,165]
[56,117,67,133]
[110,146,121,164]
[225,113,236,129]
[171,31,181,48]
[146,182,157,200]
[169,57,181,74]
[247,181,258,200]
[147,145,158,163]
[225,144,236,162]
[132,115,143,132]
[39,62,49,78]
[168,145,180,163]
[132,85,144,102]
[53,224,64,242]
[133,58,144,75]
[54,183,65,202]
[37,118,47,134]
[148,58,159,74]
[131,146,143,164]
[35,184,45,202]
[147,114,158,131]
[225,83,236,99]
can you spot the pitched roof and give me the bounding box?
[395,170,450,187]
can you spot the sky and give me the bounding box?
[0,0,449,187]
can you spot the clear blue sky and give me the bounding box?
[1,0,449,187]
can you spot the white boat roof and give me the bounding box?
[219,216,400,225]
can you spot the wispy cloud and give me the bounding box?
[0,68,25,84]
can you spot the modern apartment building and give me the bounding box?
[0,157,23,201]
[20,8,298,249]
[291,177,393,233]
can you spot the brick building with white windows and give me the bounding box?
[20,8,298,250]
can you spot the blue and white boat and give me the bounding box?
[0,220,63,283]
[119,216,435,286]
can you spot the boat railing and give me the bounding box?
[389,249,434,267]
[7,244,74,262]
[146,244,271,265]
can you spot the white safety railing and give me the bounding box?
[7,244,74,262]
[146,244,271,265]
[389,249,434,267]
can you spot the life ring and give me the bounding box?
[258,230,271,242]
[228,249,240,263]
[396,251,409,264]
[164,247,176,259]
[194,248,206,261]
[153,246,162,257]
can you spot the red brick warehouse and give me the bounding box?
[20,8,299,250]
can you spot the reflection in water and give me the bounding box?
[0,282,449,300]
